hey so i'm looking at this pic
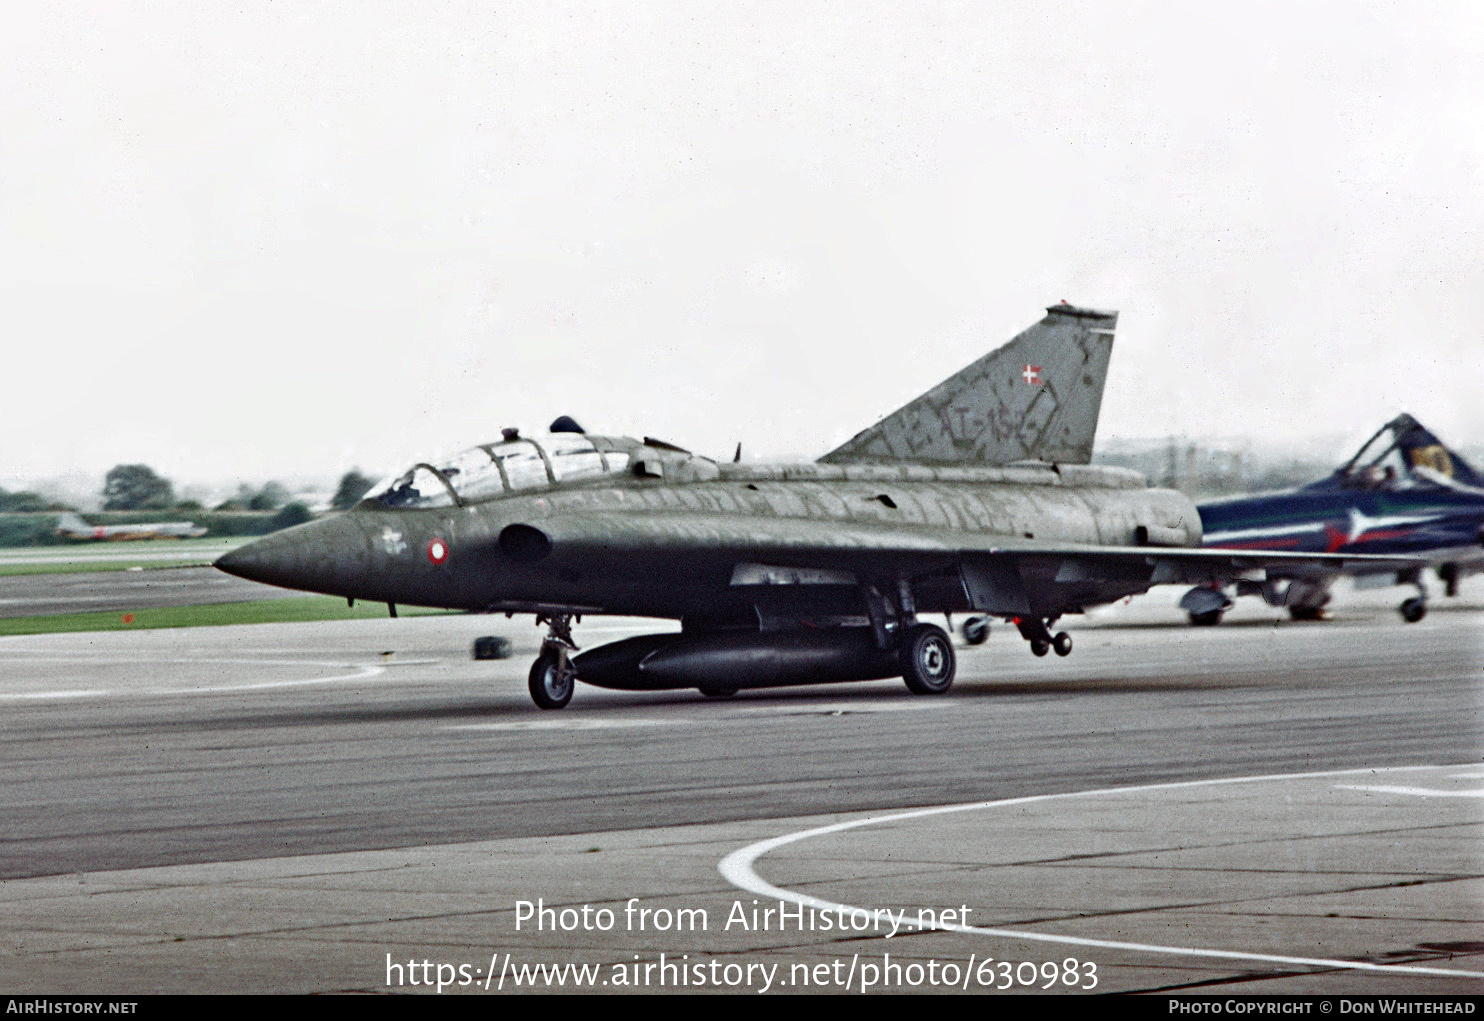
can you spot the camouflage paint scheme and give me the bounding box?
[218,304,1411,707]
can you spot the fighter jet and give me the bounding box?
[1179,415,1484,625]
[216,303,1411,708]
[56,511,208,541]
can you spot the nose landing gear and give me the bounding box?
[528,613,579,709]
[1397,569,1429,624]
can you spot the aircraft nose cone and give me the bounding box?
[214,530,307,589]
[214,516,369,597]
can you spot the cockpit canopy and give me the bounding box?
[367,434,633,509]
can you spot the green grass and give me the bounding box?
[0,597,452,636]
[0,559,219,577]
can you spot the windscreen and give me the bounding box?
[368,465,456,508]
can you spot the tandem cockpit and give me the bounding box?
[366,429,641,510]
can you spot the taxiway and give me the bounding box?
[0,584,1479,993]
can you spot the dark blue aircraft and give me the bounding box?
[1179,415,1484,625]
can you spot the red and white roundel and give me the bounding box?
[426,537,449,565]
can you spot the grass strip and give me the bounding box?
[0,560,219,577]
[0,597,451,636]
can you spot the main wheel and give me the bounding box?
[1052,631,1073,657]
[528,651,575,709]
[961,615,990,645]
[1399,597,1427,623]
[1187,610,1224,626]
[900,623,956,694]
[1030,640,1050,657]
[1288,606,1331,622]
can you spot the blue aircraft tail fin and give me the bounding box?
[1392,414,1484,487]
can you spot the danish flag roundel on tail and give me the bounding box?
[1022,364,1042,385]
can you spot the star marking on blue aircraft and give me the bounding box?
[1326,508,1443,552]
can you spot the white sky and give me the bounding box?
[2,1,1481,489]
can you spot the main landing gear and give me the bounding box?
[1398,568,1429,623]
[528,613,579,710]
[1013,616,1072,658]
[865,583,956,695]
[899,622,956,694]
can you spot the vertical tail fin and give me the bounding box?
[1392,415,1484,487]
[55,512,90,536]
[819,303,1117,466]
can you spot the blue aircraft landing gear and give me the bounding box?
[1439,563,1460,598]
[1398,570,1429,624]
[529,613,579,709]
[1179,583,1234,626]
[1013,616,1072,658]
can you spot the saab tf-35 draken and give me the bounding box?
[217,303,1411,708]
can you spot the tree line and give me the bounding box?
[0,466,378,547]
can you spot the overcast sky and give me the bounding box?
[3,1,1481,490]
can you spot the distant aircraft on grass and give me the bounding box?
[56,511,207,541]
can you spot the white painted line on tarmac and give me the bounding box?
[0,659,387,699]
[0,689,108,700]
[151,663,387,694]
[1338,783,1484,798]
[718,765,1484,981]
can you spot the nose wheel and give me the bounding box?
[1397,570,1429,624]
[529,651,576,709]
[529,613,579,709]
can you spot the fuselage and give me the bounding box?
[1199,484,1484,570]
[217,434,1200,624]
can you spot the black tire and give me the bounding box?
[1030,640,1050,657]
[1052,631,1073,657]
[900,623,956,695]
[1188,610,1224,627]
[528,652,575,709]
[1288,606,1330,622]
[1399,597,1427,623]
[961,616,990,645]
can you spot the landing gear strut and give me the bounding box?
[528,613,578,709]
[1013,616,1073,658]
[1398,569,1428,623]
[863,582,957,695]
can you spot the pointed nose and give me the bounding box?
[215,516,370,597]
